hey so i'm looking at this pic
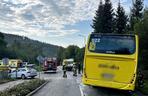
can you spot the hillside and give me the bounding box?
[3,33,62,62]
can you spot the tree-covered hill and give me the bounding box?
[1,32,61,63]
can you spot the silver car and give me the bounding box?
[10,68,37,79]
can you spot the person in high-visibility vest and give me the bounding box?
[73,63,77,76]
[78,62,81,74]
[62,63,67,78]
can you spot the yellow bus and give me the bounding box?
[82,33,138,91]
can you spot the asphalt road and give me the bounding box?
[34,67,81,96]
[33,66,144,96]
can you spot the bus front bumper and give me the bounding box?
[82,78,135,91]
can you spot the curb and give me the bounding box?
[26,81,49,96]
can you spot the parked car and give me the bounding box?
[9,68,37,79]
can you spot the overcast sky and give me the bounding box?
[0,0,148,47]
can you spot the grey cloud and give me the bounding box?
[41,0,63,16]
[31,4,44,12]
[0,2,16,22]
[2,0,27,8]
[0,0,140,40]
[0,2,14,16]
[40,0,73,16]
[0,0,99,38]
[21,11,35,21]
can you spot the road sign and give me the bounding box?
[36,55,44,63]
[2,58,9,65]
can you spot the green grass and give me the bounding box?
[138,80,148,95]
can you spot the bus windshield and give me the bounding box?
[88,34,136,55]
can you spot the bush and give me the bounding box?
[0,79,46,96]
[138,80,148,95]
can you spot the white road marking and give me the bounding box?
[79,85,84,96]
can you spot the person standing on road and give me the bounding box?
[78,62,81,74]
[62,63,67,78]
[73,62,77,76]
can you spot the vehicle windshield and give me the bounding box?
[65,61,73,65]
[88,34,136,55]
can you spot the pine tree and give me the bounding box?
[92,0,104,33]
[102,0,115,33]
[92,0,114,33]
[130,0,144,31]
[0,32,7,58]
[0,32,6,48]
[115,2,128,34]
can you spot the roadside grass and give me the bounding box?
[0,79,46,96]
[138,80,148,95]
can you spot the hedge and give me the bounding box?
[0,79,46,96]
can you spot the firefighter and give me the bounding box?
[78,62,81,74]
[62,64,67,78]
[73,63,77,76]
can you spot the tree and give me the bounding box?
[57,47,65,65]
[0,32,7,48]
[115,2,128,34]
[75,47,85,63]
[92,0,104,33]
[63,45,79,60]
[130,0,144,31]
[102,0,115,33]
[134,9,148,70]
[62,45,84,63]
[92,0,114,33]
[0,32,7,58]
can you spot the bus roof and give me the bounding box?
[90,33,137,36]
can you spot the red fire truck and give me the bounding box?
[43,58,57,73]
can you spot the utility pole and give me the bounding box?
[37,55,43,79]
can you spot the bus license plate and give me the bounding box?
[102,73,114,79]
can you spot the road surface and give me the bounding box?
[33,66,143,96]
[34,67,81,96]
